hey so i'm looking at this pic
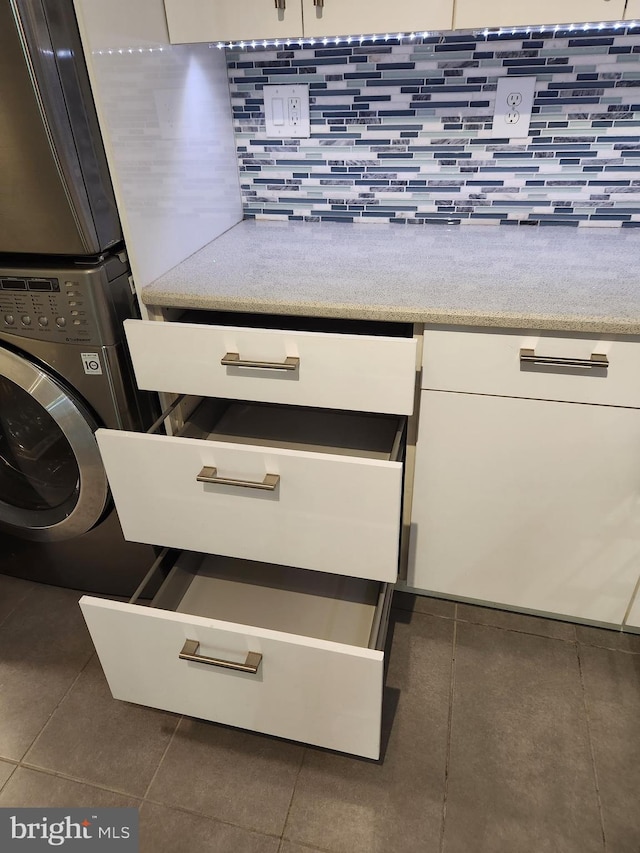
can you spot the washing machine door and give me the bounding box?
[0,346,109,541]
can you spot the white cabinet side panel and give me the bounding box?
[73,0,242,292]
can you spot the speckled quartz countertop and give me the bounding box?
[142,220,640,334]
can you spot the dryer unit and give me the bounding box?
[0,253,157,595]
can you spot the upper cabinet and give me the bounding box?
[165,0,633,44]
[625,0,640,19]
[165,0,454,44]
[164,0,303,44]
[453,0,627,30]
[301,0,454,38]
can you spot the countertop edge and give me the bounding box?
[140,291,640,336]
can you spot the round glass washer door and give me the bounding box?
[0,346,109,541]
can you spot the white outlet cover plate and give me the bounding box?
[264,84,310,138]
[492,76,536,140]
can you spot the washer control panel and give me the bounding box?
[0,275,95,342]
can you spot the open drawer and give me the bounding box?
[80,550,393,759]
[124,318,418,416]
[96,400,405,582]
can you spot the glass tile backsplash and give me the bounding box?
[226,26,640,227]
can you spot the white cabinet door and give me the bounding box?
[408,391,640,625]
[453,0,627,29]
[301,0,454,37]
[165,0,303,44]
[625,0,640,19]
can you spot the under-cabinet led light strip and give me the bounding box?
[94,47,167,54]
[213,20,638,50]
[91,20,639,55]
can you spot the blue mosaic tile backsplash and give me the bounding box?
[226,25,640,227]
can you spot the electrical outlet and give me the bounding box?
[491,76,536,139]
[264,85,310,138]
[289,97,301,126]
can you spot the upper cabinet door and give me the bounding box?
[301,0,454,38]
[625,0,640,19]
[165,0,303,44]
[453,0,627,29]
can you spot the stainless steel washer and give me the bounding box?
[0,253,157,594]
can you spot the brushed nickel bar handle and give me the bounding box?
[519,348,609,370]
[314,0,324,6]
[197,466,280,491]
[179,640,262,674]
[221,352,299,371]
[274,0,286,9]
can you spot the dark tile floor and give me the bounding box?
[0,573,639,853]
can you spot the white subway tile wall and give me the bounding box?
[227,26,640,227]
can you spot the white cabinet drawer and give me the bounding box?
[124,318,417,416]
[97,401,405,583]
[81,551,392,759]
[422,327,640,406]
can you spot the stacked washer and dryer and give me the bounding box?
[0,0,157,594]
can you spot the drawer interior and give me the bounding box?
[172,308,414,338]
[179,399,405,462]
[139,551,388,650]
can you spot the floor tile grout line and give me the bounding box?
[276,833,335,853]
[401,607,579,643]
[4,756,285,844]
[278,743,308,845]
[8,762,144,804]
[576,643,640,657]
[395,596,640,651]
[141,714,183,800]
[439,604,458,853]
[278,842,333,853]
[16,649,96,765]
[575,641,608,853]
[0,583,35,631]
[0,762,18,795]
[453,615,640,652]
[140,792,283,842]
[393,607,456,622]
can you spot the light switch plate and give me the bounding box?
[264,84,310,138]
[491,76,536,139]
